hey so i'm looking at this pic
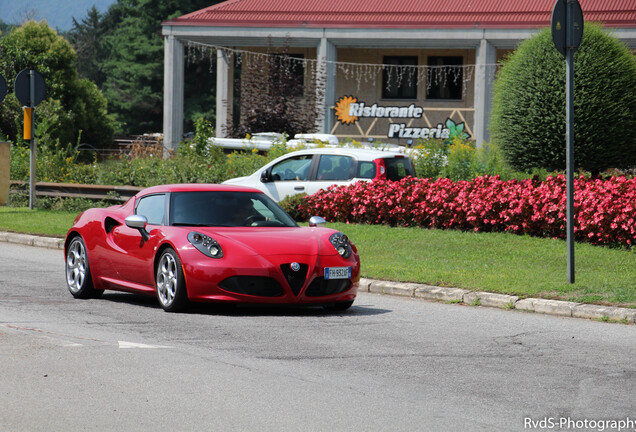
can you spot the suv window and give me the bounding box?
[357,161,376,179]
[136,194,166,225]
[271,155,312,181]
[317,155,353,181]
[385,158,415,181]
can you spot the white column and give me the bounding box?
[473,39,497,148]
[163,35,184,155]
[316,37,337,134]
[215,50,231,138]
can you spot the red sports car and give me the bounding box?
[64,184,360,312]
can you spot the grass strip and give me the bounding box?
[0,207,77,237]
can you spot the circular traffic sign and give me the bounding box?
[0,74,6,104]
[14,68,47,107]
[551,0,584,57]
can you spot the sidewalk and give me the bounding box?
[2,231,634,324]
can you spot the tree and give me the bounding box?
[0,21,114,148]
[490,23,636,174]
[84,0,222,135]
[66,6,107,87]
[225,46,325,138]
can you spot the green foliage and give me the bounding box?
[67,6,107,87]
[84,0,222,134]
[0,21,114,148]
[411,138,448,179]
[411,137,518,181]
[491,23,636,173]
[278,193,309,222]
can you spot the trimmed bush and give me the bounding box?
[491,23,636,174]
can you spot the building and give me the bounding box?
[161,0,636,150]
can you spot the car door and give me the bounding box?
[109,193,167,288]
[262,154,313,201]
[307,154,356,195]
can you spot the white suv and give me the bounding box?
[222,147,415,201]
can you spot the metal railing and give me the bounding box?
[9,181,142,202]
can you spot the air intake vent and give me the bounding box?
[305,278,351,297]
[280,263,308,296]
[219,276,284,297]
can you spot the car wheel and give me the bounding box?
[323,300,354,312]
[156,248,188,312]
[65,236,102,299]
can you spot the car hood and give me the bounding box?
[195,227,331,257]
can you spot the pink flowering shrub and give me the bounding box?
[300,175,636,248]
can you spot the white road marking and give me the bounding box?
[118,341,170,349]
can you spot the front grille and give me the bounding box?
[219,276,284,297]
[305,277,351,297]
[280,263,309,296]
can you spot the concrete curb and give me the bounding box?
[0,231,64,250]
[360,278,635,324]
[1,232,633,324]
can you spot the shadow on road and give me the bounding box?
[98,292,391,317]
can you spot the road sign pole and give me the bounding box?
[566,47,575,284]
[28,70,37,210]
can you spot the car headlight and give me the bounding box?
[188,232,223,258]
[329,232,352,259]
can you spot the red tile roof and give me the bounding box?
[164,0,636,29]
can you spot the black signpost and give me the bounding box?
[551,0,583,284]
[14,69,47,210]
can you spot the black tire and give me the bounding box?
[323,300,354,312]
[65,236,102,299]
[156,248,189,312]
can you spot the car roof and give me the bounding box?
[281,146,411,160]
[136,183,263,196]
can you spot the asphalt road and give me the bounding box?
[0,243,634,432]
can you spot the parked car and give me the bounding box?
[64,184,360,312]
[222,147,416,201]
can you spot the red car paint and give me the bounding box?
[64,184,360,308]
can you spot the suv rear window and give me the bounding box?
[385,158,415,181]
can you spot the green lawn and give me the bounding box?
[1,207,634,307]
[0,207,77,237]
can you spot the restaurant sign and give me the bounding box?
[333,95,469,140]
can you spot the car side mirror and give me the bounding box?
[125,214,149,241]
[309,216,327,228]
[260,169,271,183]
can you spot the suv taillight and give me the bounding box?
[373,158,387,180]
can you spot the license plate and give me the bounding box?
[324,267,351,280]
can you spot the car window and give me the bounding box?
[136,194,166,225]
[385,158,415,181]
[170,191,298,228]
[270,155,312,181]
[357,161,376,179]
[316,155,353,181]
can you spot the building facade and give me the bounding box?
[162,0,636,150]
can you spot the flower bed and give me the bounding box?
[301,175,636,248]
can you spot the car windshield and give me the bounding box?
[170,191,299,228]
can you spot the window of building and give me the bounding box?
[426,56,463,100]
[382,56,417,99]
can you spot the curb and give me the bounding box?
[0,231,65,250]
[1,232,633,324]
[359,278,636,324]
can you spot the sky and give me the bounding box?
[0,0,116,31]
